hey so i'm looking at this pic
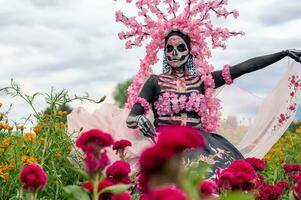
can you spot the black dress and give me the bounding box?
[126,51,288,174]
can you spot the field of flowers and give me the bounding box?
[0,82,301,200]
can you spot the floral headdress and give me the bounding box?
[114,0,244,132]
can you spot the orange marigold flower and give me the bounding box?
[24,132,36,142]
[1,137,11,148]
[21,156,37,164]
[0,170,9,181]
[33,126,41,135]
[296,128,301,134]
[40,137,45,142]
[57,111,67,116]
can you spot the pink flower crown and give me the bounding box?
[114,0,244,132]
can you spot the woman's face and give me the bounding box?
[164,35,190,69]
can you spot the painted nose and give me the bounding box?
[172,49,178,56]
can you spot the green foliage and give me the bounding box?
[63,185,90,200]
[112,79,132,108]
[99,184,131,195]
[0,80,104,199]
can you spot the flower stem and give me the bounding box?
[28,192,37,200]
[92,173,100,200]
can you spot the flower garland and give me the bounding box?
[154,92,220,132]
[133,96,150,114]
[222,64,233,85]
[114,0,244,132]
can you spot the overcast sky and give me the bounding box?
[0,0,301,123]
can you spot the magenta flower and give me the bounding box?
[106,160,131,184]
[111,193,131,200]
[19,164,48,192]
[84,151,110,176]
[216,160,259,191]
[112,140,132,154]
[76,129,113,154]
[141,187,188,200]
[245,157,265,171]
[199,180,217,197]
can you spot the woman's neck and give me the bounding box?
[168,65,186,77]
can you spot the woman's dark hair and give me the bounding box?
[164,31,191,51]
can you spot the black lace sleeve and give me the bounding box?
[126,75,158,128]
[213,51,287,88]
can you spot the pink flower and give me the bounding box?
[112,140,132,154]
[245,157,265,171]
[106,161,131,184]
[141,187,188,200]
[84,151,110,176]
[199,180,217,197]
[19,164,48,191]
[76,129,113,154]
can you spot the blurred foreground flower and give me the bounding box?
[139,125,204,193]
[19,164,48,191]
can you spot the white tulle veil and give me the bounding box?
[216,60,301,158]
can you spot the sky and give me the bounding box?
[0,0,301,124]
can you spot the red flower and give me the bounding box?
[76,129,113,154]
[106,160,131,184]
[258,183,284,200]
[112,140,132,154]
[19,164,48,191]
[141,187,188,200]
[139,146,173,175]
[216,160,258,191]
[245,157,265,171]
[276,180,289,191]
[157,125,204,152]
[283,163,301,174]
[199,180,217,197]
[81,181,93,193]
[84,151,110,175]
[111,193,131,200]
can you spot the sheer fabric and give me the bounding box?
[217,62,301,158]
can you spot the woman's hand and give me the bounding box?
[287,49,301,63]
[137,115,156,140]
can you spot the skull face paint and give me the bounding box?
[164,35,190,68]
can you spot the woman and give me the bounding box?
[126,30,301,173]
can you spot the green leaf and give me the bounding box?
[185,161,210,186]
[99,184,131,195]
[63,185,90,200]
[221,191,254,200]
[72,168,90,180]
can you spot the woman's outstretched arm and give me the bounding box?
[213,50,301,88]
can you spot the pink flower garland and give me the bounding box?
[133,96,150,114]
[222,64,233,85]
[154,92,220,132]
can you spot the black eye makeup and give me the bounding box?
[177,44,187,52]
[166,45,174,52]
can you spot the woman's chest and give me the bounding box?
[153,74,206,116]
[157,74,203,93]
